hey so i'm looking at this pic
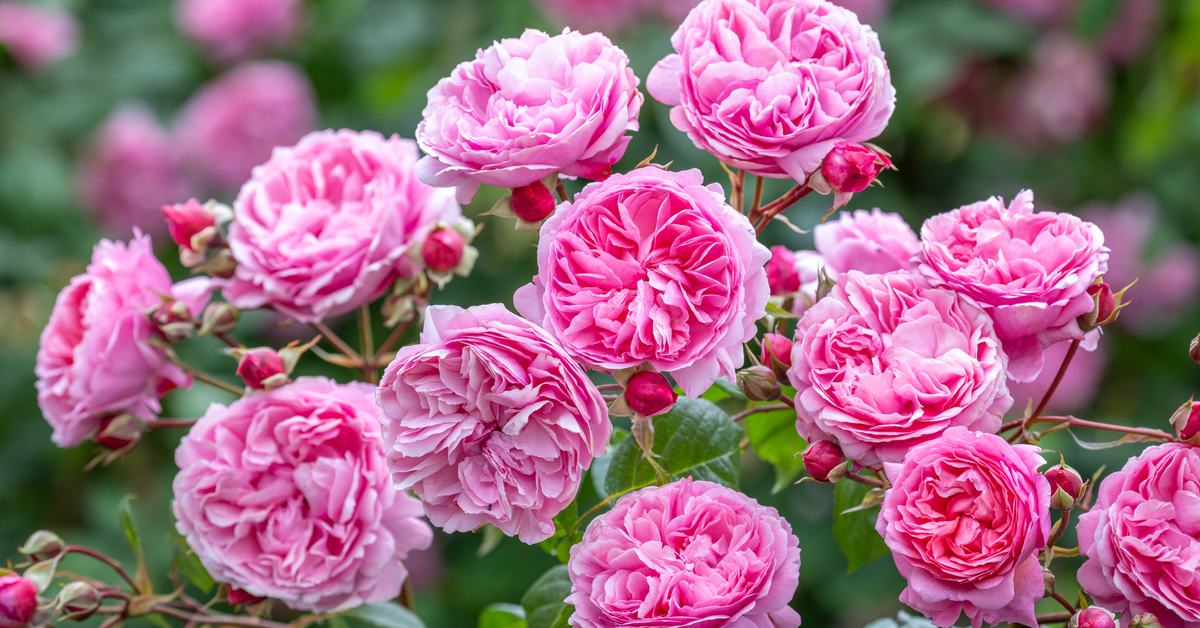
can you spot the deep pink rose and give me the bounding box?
[77,104,190,239]
[878,427,1051,628]
[416,28,643,203]
[917,190,1108,382]
[1004,35,1109,148]
[815,208,919,275]
[787,270,1011,466]
[0,2,77,69]
[515,167,770,397]
[0,575,37,628]
[223,129,460,322]
[35,232,212,448]
[1007,338,1106,416]
[767,245,802,295]
[1078,443,1200,628]
[175,0,302,61]
[175,61,316,193]
[567,478,801,628]
[173,377,432,612]
[647,0,895,182]
[376,304,610,544]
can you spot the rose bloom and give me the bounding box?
[175,61,316,193]
[173,377,432,612]
[223,129,460,323]
[567,478,801,628]
[815,208,919,275]
[175,0,302,61]
[647,0,894,182]
[1004,35,1109,148]
[1007,339,1107,416]
[35,232,212,448]
[377,304,610,544]
[515,167,769,398]
[1078,443,1200,628]
[878,427,1051,628]
[77,104,190,239]
[0,2,77,69]
[416,28,643,203]
[917,189,1108,382]
[787,270,1010,467]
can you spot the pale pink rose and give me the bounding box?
[175,61,316,193]
[878,427,1051,628]
[530,0,644,33]
[416,28,643,204]
[376,304,610,544]
[980,0,1076,26]
[814,208,919,275]
[173,377,432,612]
[77,104,190,239]
[1004,35,1109,148]
[514,167,770,398]
[567,478,801,628]
[787,270,1011,467]
[1077,443,1200,628]
[658,0,889,25]
[0,2,77,69]
[1006,339,1107,416]
[647,0,895,182]
[223,129,460,323]
[35,232,211,448]
[175,0,302,61]
[917,190,1108,382]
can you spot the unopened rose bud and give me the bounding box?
[1042,566,1056,597]
[802,440,844,483]
[760,334,794,380]
[625,371,677,417]
[511,181,556,223]
[737,365,781,402]
[198,249,237,279]
[56,581,99,621]
[820,142,891,194]
[1170,398,1200,445]
[235,348,287,390]
[226,587,265,606]
[766,246,800,296]
[19,531,64,561]
[1129,613,1161,628]
[198,302,239,336]
[1190,334,1200,365]
[0,575,38,628]
[95,414,143,452]
[1070,608,1117,628]
[422,228,465,273]
[163,199,216,253]
[1045,462,1084,510]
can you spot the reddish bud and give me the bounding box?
[803,440,844,483]
[625,371,677,417]
[511,181,556,223]
[1171,399,1200,444]
[760,334,794,379]
[95,414,143,452]
[1190,334,1200,365]
[820,142,890,194]
[1045,462,1084,510]
[1070,608,1117,628]
[0,575,37,628]
[766,246,800,296]
[738,365,781,402]
[235,348,286,390]
[1088,282,1115,322]
[227,588,265,606]
[163,199,215,252]
[422,228,465,273]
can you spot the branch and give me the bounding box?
[556,181,572,204]
[150,605,293,628]
[1021,339,1080,439]
[66,546,138,591]
[845,473,884,488]
[213,332,243,349]
[1051,592,1077,616]
[311,321,364,364]
[374,315,417,365]
[999,416,1175,442]
[1036,611,1073,625]
[731,403,790,422]
[358,305,377,383]
[144,419,198,429]
[179,363,245,397]
[754,184,812,234]
[749,176,765,216]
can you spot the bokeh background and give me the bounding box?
[2,0,1200,626]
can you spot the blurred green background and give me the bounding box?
[3,0,1200,627]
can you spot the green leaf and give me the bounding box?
[170,527,214,593]
[832,480,890,573]
[744,408,806,493]
[477,525,505,557]
[537,500,581,564]
[521,566,573,628]
[117,495,152,593]
[479,604,526,628]
[342,602,426,628]
[604,398,743,497]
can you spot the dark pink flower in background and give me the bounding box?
[175,61,316,193]
[567,478,801,628]
[980,0,1077,26]
[530,0,644,33]
[0,2,77,69]
[1004,35,1109,148]
[1006,339,1107,416]
[77,104,190,239]
[1100,0,1161,64]
[814,208,919,275]
[175,0,302,61]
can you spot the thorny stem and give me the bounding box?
[1046,509,1071,551]
[999,415,1175,443]
[66,546,137,591]
[556,181,572,204]
[358,305,377,383]
[1037,611,1074,624]
[845,473,885,489]
[178,363,244,397]
[1051,592,1078,616]
[754,184,813,234]
[144,419,198,429]
[731,169,746,212]
[596,384,624,392]
[213,332,242,349]
[311,321,364,364]
[750,176,765,216]
[780,394,795,409]
[1021,339,1081,439]
[731,403,790,422]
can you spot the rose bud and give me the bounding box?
[1079,280,1134,332]
[19,531,64,562]
[422,228,465,273]
[624,371,677,417]
[737,365,781,402]
[95,414,143,452]
[1169,398,1200,445]
[766,246,800,296]
[760,333,794,380]
[802,440,845,483]
[1129,613,1162,628]
[234,347,287,390]
[1045,461,1085,510]
[0,575,38,628]
[511,180,556,224]
[198,302,239,337]
[163,199,216,252]
[226,588,265,607]
[56,581,99,621]
[1070,608,1118,628]
[1042,566,1056,597]
[819,142,891,194]
[1190,334,1200,365]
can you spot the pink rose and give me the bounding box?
[172,377,432,612]
[416,28,643,203]
[787,270,1011,467]
[514,167,770,397]
[222,129,460,323]
[647,0,895,182]
[175,61,316,193]
[878,427,1051,628]
[1077,443,1200,628]
[1007,339,1107,415]
[814,208,919,275]
[567,478,801,628]
[917,189,1108,382]
[175,0,302,61]
[376,304,610,544]
[77,104,191,239]
[1004,35,1109,148]
[0,2,77,69]
[767,245,802,295]
[35,232,211,448]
